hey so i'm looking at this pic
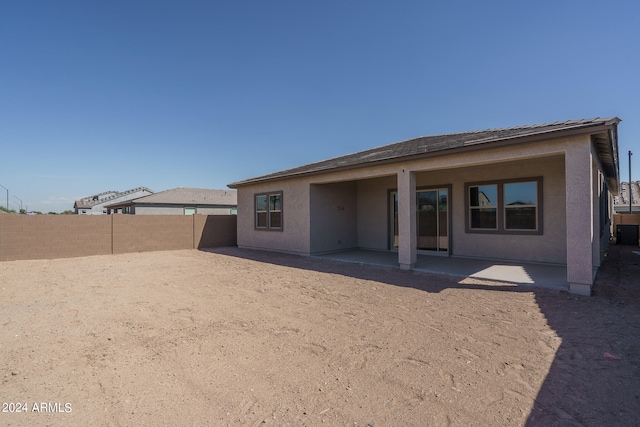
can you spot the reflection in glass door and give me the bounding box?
[390,188,448,252]
[417,189,448,252]
[391,192,399,249]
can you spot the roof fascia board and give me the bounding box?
[604,125,621,194]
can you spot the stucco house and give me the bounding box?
[228,118,621,296]
[105,187,237,215]
[613,181,640,213]
[74,187,153,214]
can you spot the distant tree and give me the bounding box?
[61,210,76,215]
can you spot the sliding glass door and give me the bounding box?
[417,189,448,252]
[390,188,449,253]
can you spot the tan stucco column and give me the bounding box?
[565,142,594,295]
[398,169,417,269]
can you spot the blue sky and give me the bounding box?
[1,1,638,213]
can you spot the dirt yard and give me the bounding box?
[1,245,639,426]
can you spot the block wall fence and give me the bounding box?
[613,212,640,246]
[613,212,640,226]
[0,214,237,261]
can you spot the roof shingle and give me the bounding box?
[131,188,237,206]
[229,118,620,188]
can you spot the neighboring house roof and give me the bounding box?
[74,187,153,209]
[613,181,640,210]
[122,187,237,206]
[228,118,621,192]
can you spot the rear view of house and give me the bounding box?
[229,118,621,296]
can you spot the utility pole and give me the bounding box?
[13,195,23,212]
[0,184,7,210]
[630,151,633,214]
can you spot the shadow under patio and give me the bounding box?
[315,249,569,291]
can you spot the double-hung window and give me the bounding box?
[255,192,283,230]
[469,184,498,229]
[466,178,542,234]
[504,182,538,230]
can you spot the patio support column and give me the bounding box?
[397,168,417,269]
[565,141,595,295]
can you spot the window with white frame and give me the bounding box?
[466,178,542,234]
[255,192,283,230]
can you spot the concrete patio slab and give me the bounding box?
[315,250,568,291]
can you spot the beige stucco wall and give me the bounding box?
[197,207,236,215]
[356,176,397,250]
[135,206,189,215]
[134,206,235,215]
[236,180,311,255]
[309,181,358,253]
[235,134,609,274]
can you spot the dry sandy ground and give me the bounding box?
[1,245,639,426]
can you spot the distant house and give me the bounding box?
[105,187,237,215]
[74,187,153,215]
[228,118,621,296]
[613,181,640,212]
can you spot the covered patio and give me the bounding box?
[315,250,568,291]
[231,118,621,295]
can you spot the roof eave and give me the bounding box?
[604,123,621,194]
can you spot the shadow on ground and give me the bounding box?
[526,245,640,426]
[205,245,640,426]
[206,246,528,294]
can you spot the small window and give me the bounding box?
[184,207,196,215]
[255,192,283,230]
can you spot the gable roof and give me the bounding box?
[127,187,237,206]
[228,118,621,191]
[613,181,640,207]
[74,187,152,209]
